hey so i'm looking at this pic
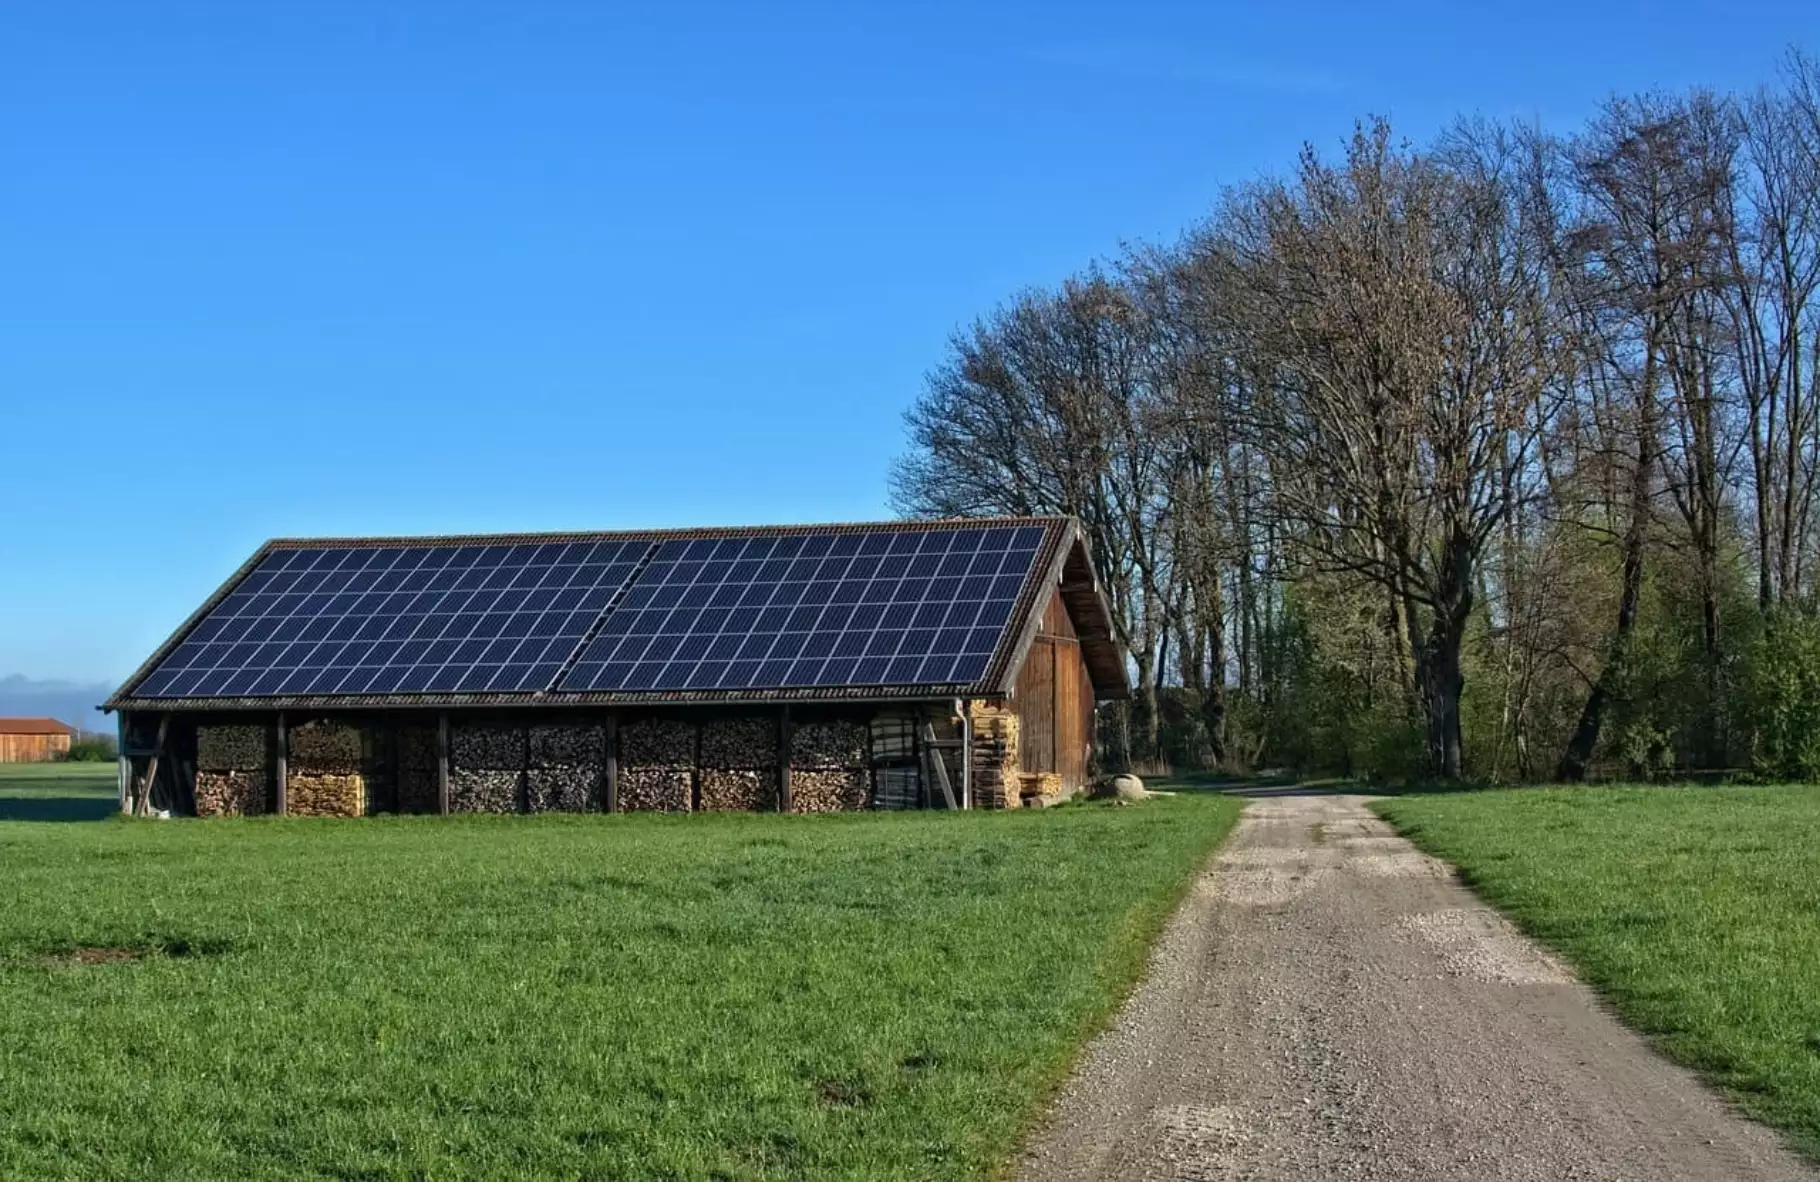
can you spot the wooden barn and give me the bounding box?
[104,517,1129,817]
[0,718,76,764]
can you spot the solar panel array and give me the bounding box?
[558,524,1048,693]
[130,541,647,699]
[126,522,1056,700]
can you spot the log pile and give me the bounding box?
[968,701,1021,809]
[620,718,697,768]
[397,723,440,813]
[620,718,696,812]
[195,724,270,817]
[790,720,868,767]
[526,723,604,812]
[289,720,363,767]
[195,770,269,817]
[619,767,693,812]
[450,723,525,813]
[289,773,366,817]
[790,768,871,813]
[696,716,778,811]
[787,716,872,812]
[197,724,266,771]
[699,767,777,811]
[1018,772,1064,805]
[699,716,777,767]
[287,720,367,817]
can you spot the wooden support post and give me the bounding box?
[274,712,289,817]
[777,706,793,814]
[957,699,972,810]
[436,712,451,815]
[116,711,130,814]
[690,718,702,812]
[604,714,619,813]
[139,713,171,816]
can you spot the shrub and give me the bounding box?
[60,736,118,763]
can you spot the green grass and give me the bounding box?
[1376,784,1820,1159]
[0,779,1239,1180]
[0,760,118,821]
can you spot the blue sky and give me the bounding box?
[3,0,1815,686]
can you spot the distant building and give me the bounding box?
[0,718,77,763]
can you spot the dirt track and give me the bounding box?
[1015,793,1813,1181]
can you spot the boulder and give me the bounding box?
[1091,773,1148,802]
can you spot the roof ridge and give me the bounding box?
[258,515,1074,550]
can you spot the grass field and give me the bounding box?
[0,760,118,821]
[0,764,1239,1180]
[1377,785,1820,1159]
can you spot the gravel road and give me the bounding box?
[1015,793,1813,1181]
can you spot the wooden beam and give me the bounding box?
[920,720,957,810]
[274,712,289,816]
[436,712,450,815]
[777,706,792,814]
[604,713,619,813]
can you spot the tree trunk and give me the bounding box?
[1202,566,1228,766]
[1559,333,1659,782]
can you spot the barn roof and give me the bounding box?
[0,718,77,736]
[106,516,1129,712]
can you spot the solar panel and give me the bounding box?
[129,540,650,699]
[556,523,1049,693]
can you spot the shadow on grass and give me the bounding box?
[1158,770,1497,799]
[0,794,118,823]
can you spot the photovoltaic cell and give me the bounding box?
[130,540,648,699]
[557,523,1049,693]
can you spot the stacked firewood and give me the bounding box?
[789,720,867,768]
[526,723,604,812]
[289,773,366,817]
[1019,772,1064,805]
[790,768,871,812]
[968,701,1020,809]
[699,768,777,811]
[450,723,525,813]
[286,720,367,817]
[195,724,270,817]
[788,716,871,813]
[396,723,440,813]
[619,718,695,812]
[697,716,778,811]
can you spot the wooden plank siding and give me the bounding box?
[1011,588,1096,793]
[0,732,73,763]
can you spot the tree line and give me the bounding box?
[893,52,1820,783]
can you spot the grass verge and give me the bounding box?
[0,782,1239,1179]
[1376,785,1820,1160]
